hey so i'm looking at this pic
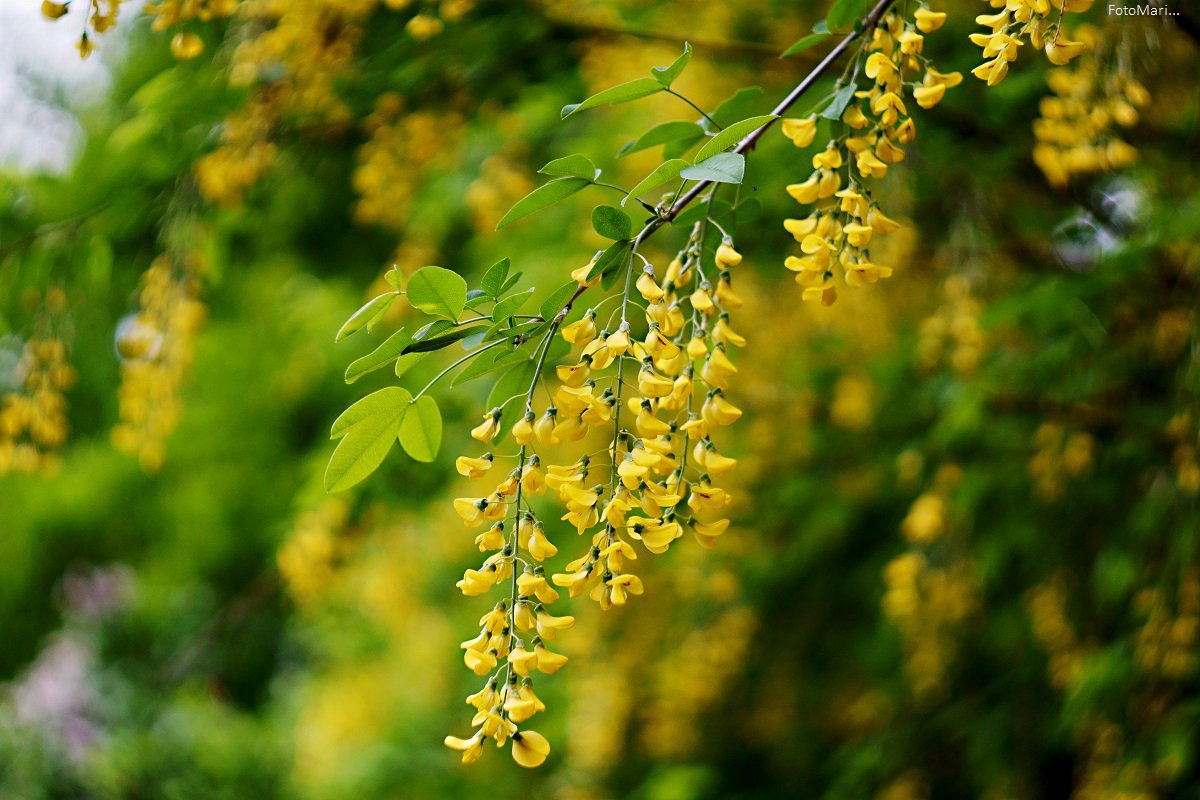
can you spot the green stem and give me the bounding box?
[413,338,506,399]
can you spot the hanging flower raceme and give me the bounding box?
[0,289,76,476]
[111,254,207,472]
[1031,24,1147,187]
[970,0,1094,86]
[444,225,744,766]
[781,6,959,305]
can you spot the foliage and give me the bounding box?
[2,0,1199,798]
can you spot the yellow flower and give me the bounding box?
[517,571,560,604]
[812,144,844,170]
[702,392,742,427]
[170,33,205,60]
[456,453,494,479]
[787,175,821,205]
[607,573,645,605]
[781,116,818,148]
[915,8,946,32]
[41,1,69,19]
[561,311,597,345]
[715,241,743,268]
[638,364,674,398]
[457,567,497,597]
[511,730,551,768]
[463,646,497,674]
[1045,36,1087,66]
[536,610,574,640]
[534,643,568,674]
[913,83,946,109]
[570,258,600,287]
[636,271,666,302]
[444,732,485,764]
[471,410,501,443]
[527,523,558,562]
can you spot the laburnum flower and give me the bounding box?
[511,730,551,768]
[444,732,485,764]
[41,1,69,19]
[471,409,502,442]
[171,32,204,60]
[607,573,644,605]
[781,116,818,148]
[456,453,494,478]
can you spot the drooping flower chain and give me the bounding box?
[445,224,745,767]
[781,6,958,306]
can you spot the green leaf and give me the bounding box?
[336,292,399,342]
[406,266,467,320]
[821,83,858,121]
[680,152,745,184]
[465,290,491,310]
[499,272,523,295]
[623,159,689,206]
[539,154,598,181]
[481,258,510,296]
[540,280,579,322]
[394,352,427,378]
[782,32,830,58]
[592,205,633,240]
[492,287,535,322]
[398,396,442,463]
[561,77,664,119]
[692,114,777,163]
[413,319,454,341]
[618,121,706,158]
[496,177,590,229]
[452,347,533,387]
[600,248,632,291]
[402,324,490,354]
[384,267,404,290]
[587,240,632,281]
[826,0,874,32]
[325,387,412,492]
[345,326,412,384]
[651,42,692,86]
[711,87,764,129]
[813,20,830,34]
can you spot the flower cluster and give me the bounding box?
[1026,574,1089,689]
[917,276,986,376]
[0,291,76,476]
[1027,422,1095,501]
[41,0,122,59]
[1133,570,1199,681]
[353,93,465,230]
[445,230,746,766]
[883,464,977,699]
[782,6,958,305]
[111,256,207,471]
[1032,25,1148,187]
[1164,412,1200,494]
[971,0,1094,86]
[277,499,350,607]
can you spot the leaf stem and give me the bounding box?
[413,338,507,399]
[665,88,723,131]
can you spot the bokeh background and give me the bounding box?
[2,1,1199,798]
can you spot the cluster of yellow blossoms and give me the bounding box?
[971,0,1094,86]
[782,6,957,305]
[277,499,350,607]
[1028,422,1095,501]
[0,291,76,476]
[445,231,746,766]
[1033,25,1148,187]
[1133,570,1199,681]
[1026,574,1089,689]
[111,256,207,471]
[354,94,465,230]
[1164,412,1200,494]
[41,0,120,58]
[883,464,978,699]
[917,276,986,376]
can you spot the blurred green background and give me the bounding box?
[2,0,1199,798]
